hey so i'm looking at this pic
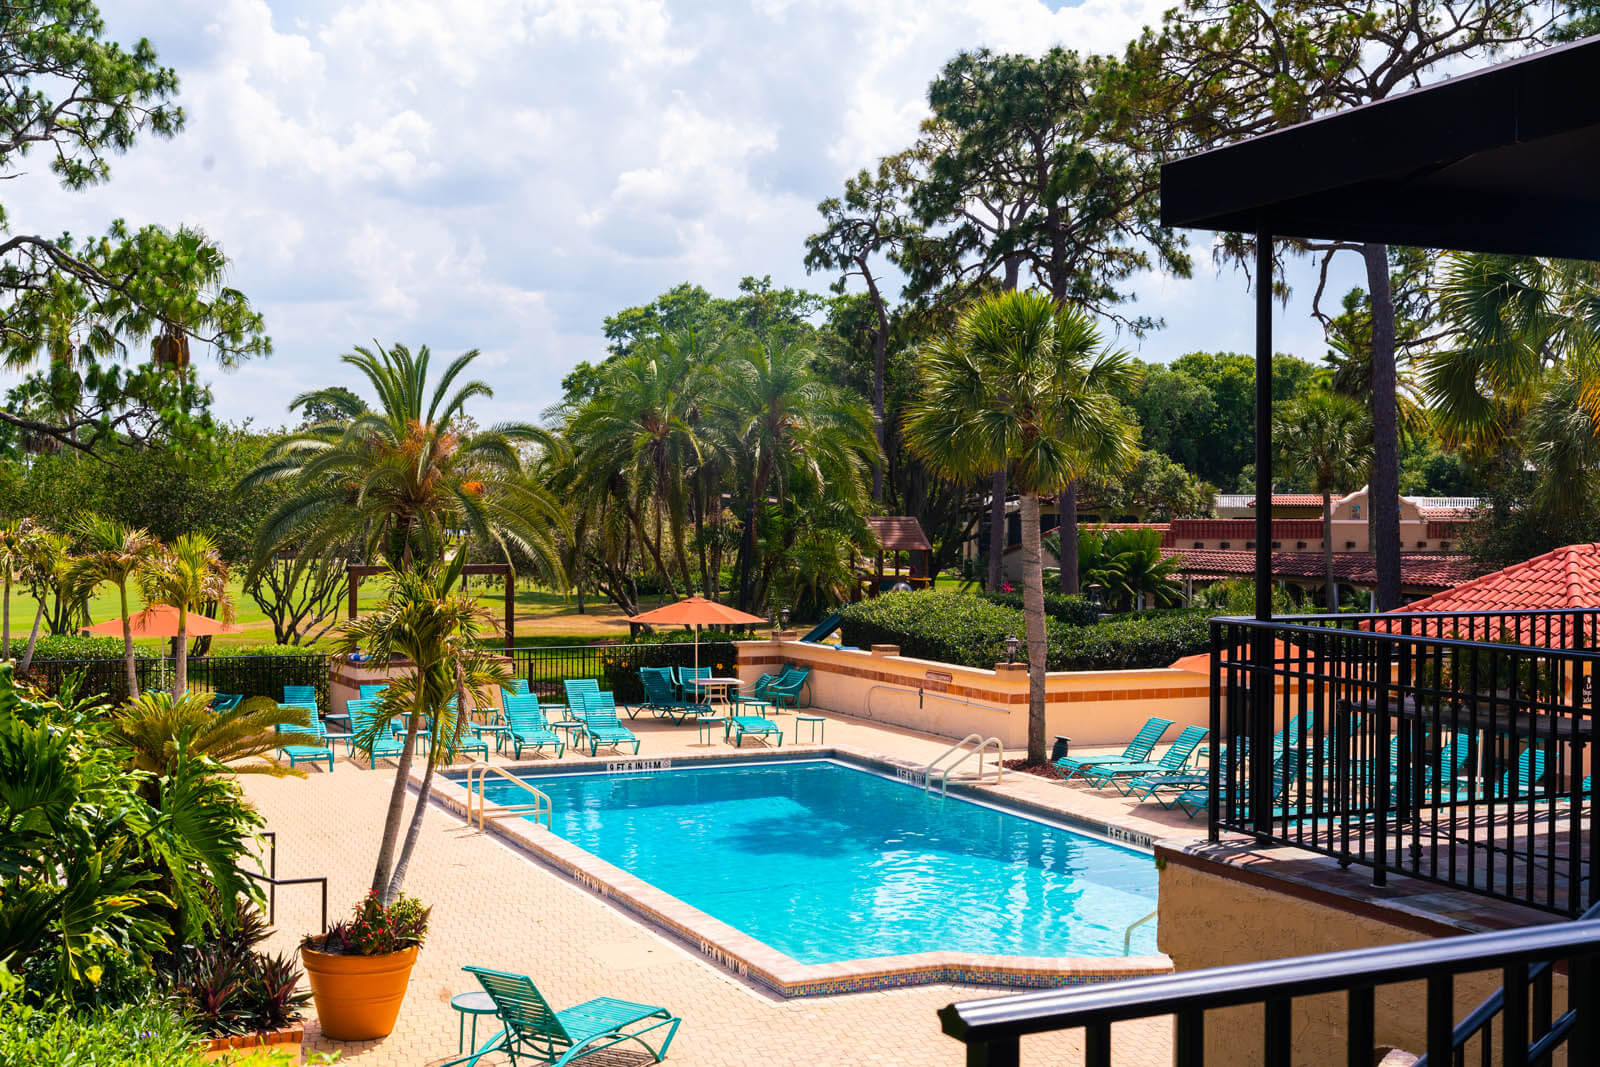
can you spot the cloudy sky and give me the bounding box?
[16,0,1367,429]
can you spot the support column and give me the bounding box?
[1251,231,1275,837]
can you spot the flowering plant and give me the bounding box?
[302,891,430,956]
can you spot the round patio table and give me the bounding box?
[450,991,497,1053]
[686,676,745,714]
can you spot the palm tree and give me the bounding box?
[1274,390,1372,611]
[108,690,321,777]
[140,532,231,700]
[564,331,720,598]
[905,290,1136,763]
[68,516,159,698]
[334,551,508,904]
[718,337,877,611]
[1074,528,1183,610]
[243,342,565,590]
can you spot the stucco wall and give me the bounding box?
[735,637,1211,748]
[1158,855,1566,1066]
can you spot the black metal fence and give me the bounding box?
[1211,609,1598,917]
[21,652,331,707]
[502,641,743,705]
[939,910,1600,1066]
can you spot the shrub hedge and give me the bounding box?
[836,590,1209,672]
[978,591,1101,626]
[596,640,742,704]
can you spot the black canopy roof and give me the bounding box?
[1160,36,1600,259]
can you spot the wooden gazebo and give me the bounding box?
[859,516,934,598]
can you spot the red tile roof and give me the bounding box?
[1162,549,1482,591]
[1389,543,1600,614]
[1245,494,1325,507]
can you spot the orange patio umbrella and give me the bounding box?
[628,596,767,671]
[83,603,243,638]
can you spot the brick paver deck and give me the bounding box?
[245,709,1193,1066]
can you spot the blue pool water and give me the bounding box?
[481,759,1158,963]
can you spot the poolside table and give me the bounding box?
[695,716,728,745]
[471,722,511,753]
[686,677,745,714]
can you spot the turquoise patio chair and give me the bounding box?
[765,666,810,709]
[576,692,640,756]
[674,666,711,704]
[1051,718,1174,782]
[1085,726,1209,792]
[1175,749,1301,819]
[1452,747,1548,802]
[501,679,530,707]
[348,698,406,769]
[210,693,243,713]
[441,965,680,1067]
[729,715,782,747]
[503,694,565,760]
[275,708,334,772]
[639,669,699,725]
[360,683,389,701]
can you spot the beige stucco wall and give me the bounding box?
[735,638,1210,748]
[1158,857,1566,1066]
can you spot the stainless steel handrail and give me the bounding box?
[465,761,553,830]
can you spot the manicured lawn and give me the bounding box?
[4,575,682,651]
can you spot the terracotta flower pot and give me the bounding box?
[299,944,419,1042]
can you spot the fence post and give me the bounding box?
[1373,634,1392,888]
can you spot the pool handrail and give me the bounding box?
[464,761,553,831]
[924,734,1004,795]
[1123,909,1158,955]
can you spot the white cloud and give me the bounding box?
[2,0,1347,433]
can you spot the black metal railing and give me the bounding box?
[939,915,1600,1066]
[1211,609,1598,916]
[243,831,328,932]
[20,652,330,706]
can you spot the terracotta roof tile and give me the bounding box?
[1162,548,1481,591]
[1245,494,1324,507]
[1389,543,1600,614]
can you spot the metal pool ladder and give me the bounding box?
[465,762,553,830]
[923,734,1004,795]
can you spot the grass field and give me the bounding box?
[4,576,682,652]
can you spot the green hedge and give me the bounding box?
[836,590,1208,671]
[7,634,127,659]
[978,591,1101,626]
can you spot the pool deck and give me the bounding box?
[245,707,1200,1065]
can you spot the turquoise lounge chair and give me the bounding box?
[577,692,640,756]
[441,965,680,1067]
[275,710,334,772]
[562,679,599,724]
[639,669,699,725]
[729,715,781,747]
[1175,750,1301,819]
[1085,726,1209,791]
[283,685,319,708]
[348,698,406,768]
[210,693,243,713]
[504,694,565,760]
[1452,747,1547,802]
[1126,771,1209,807]
[360,684,389,701]
[1052,718,1174,782]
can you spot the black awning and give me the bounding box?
[1160,36,1600,259]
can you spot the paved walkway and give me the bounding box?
[245,709,1195,1066]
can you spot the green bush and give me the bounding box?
[978,591,1101,626]
[0,999,209,1067]
[838,591,1061,666]
[836,590,1209,671]
[7,634,127,660]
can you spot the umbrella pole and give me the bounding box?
[694,624,700,671]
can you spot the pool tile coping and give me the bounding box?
[424,745,1173,998]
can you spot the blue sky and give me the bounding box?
[16,0,1367,429]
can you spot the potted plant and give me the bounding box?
[299,892,430,1041]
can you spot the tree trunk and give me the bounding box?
[119,582,138,699]
[1019,492,1049,764]
[20,598,44,671]
[987,468,1007,591]
[866,264,889,504]
[1058,484,1080,595]
[737,456,775,611]
[1363,242,1402,611]
[172,611,188,700]
[371,703,421,899]
[389,671,462,904]
[2,571,10,661]
[1322,487,1336,612]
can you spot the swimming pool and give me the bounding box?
[477,759,1158,964]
